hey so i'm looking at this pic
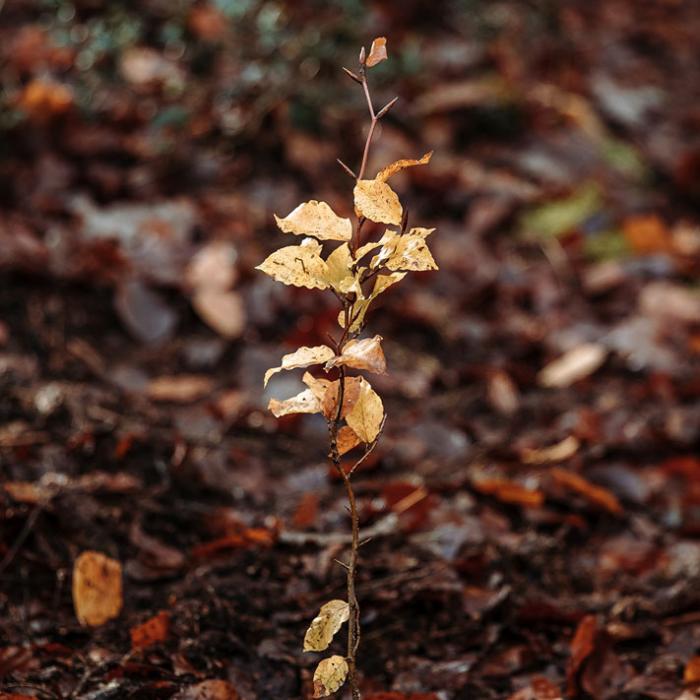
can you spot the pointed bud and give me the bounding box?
[359,46,366,65]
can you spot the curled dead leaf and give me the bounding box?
[313,655,349,698]
[303,599,350,652]
[327,335,386,374]
[268,389,322,418]
[264,345,335,386]
[365,37,388,68]
[354,179,403,226]
[256,239,330,290]
[73,551,123,627]
[274,200,352,241]
[550,467,622,515]
[346,377,384,443]
[377,151,432,182]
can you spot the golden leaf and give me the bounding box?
[346,377,384,443]
[73,551,123,627]
[268,389,322,418]
[354,179,403,226]
[372,271,406,295]
[264,345,335,386]
[377,151,432,182]
[325,243,353,290]
[337,300,370,333]
[384,229,438,271]
[302,372,333,404]
[327,335,386,374]
[337,425,362,455]
[256,238,329,290]
[274,200,352,241]
[303,599,350,652]
[365,37,388,68]
[313,655,349,698]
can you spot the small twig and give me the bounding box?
[337,158,357,179]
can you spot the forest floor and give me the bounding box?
[1,1,700,698]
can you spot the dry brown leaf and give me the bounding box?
[538,343,607,388]
[473,478,545,508]
[365,37,388,68]
[172,680,239,700]
[147,375,214,403]
[354,179,403,226]
[256,238,330,290]
[377,151,432,182]
[551,467,623,515]
[192,289,246,339]
[130,611,170,650]
[384,230,438,272]
[313,655,349,698]
[264,345,335,386]
[337,425,362,455]
[346,377,384,443]
[521,436,580,464]
[321,376,363,420]
[268,389,322,418]
[327,335,386,374]
[73,551,123,627]
[274,200,351,241]
[303,599,350,652]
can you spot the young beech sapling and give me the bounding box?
[256,37,438,698]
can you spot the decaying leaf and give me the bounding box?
[365,37,388,68]
[325,243,354,291]
[130,611,170,650]
[327,335,386,374]
[256,238,329,290]
[337,425,362,455]
[538,343,607,388]
[303,599,350,652]
[274,200,352,241]
[268,389,322,418]
[377,151,433,182]
[346,377,384,443]
[192,288,246,339]
[384,229,438,272]
[264,345,335,386]
[354,179,403,226]
[73,551,123,627]
[313,655,349,698]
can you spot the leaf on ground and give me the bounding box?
[73,551,123,627]
[377,151,432,182]
[147,375,215,403]
[172,680,239,700]
[256,238,329,290]
[313,655,349,698]
[384,229,438,272]
[303,599,350,652]
[326,335,386,374]
[186,241,238,291]
[192,289,246,339]
[365,37,388,68]
[268,389,322,418]
[346,377,384,443]
[354,180,403,226]
[567,615,598,697]
[130,611,170,650]
[473,478,545,508]
[550,467,623,515]
[337,425,362,455]
[274,200,351,241]
[538,343,607,388]
[521,436,580,464]
[264,345,335,386]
